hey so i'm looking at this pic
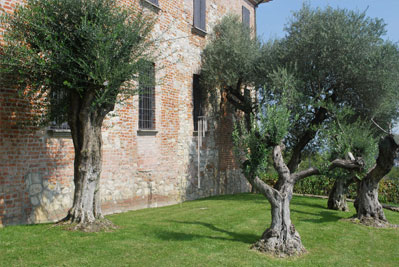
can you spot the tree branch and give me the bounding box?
[363,135,399,185]
[292,158,365,182]
[291,167,320,181]
[227,85,246,104]
[226,93,252,113]
[329,158,365,171]
[272,144,291,182]
[235,78,242,95]
[287,106,328,172]
[371,118,390,135]
[252,176,281,206]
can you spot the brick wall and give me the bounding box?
[0,0,261,226]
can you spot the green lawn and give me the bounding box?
[1,194,398,266]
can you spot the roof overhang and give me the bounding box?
[248,0,272,7]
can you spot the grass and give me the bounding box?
[1,193,399,266]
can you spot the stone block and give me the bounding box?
[29,184,43,196]
[47,183,56,191]
[31,173,42,184]
[33,206,48,223]
[43,189,54,200]
[61,187,70,194]
[30,196,40,206]
[136,189,143,196]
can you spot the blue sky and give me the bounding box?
[256,0,399,42]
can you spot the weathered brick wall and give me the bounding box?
[0,0,260,226]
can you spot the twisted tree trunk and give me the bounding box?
[251,179,305,257]
[244,142,364,257]
[327,176,356,211]
[355,178,386,224]
[328,178,349,211]
[61,90,115,231]
[354,135,399,227]
[248,145,306,257]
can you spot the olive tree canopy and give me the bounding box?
[0,0,156,230]
[201,5,399,257]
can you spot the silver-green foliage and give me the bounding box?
[260,4,399,141]
[200,15,261,93]
[232,116,269,179]
[0,0,155,124]
[232,103,291,179]
[327,119,378,171]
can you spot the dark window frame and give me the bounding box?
[193,0,206,32]
[242,6,250,27]
[193,74,203,132]
[48,90,70,132]
[139,62,156,130]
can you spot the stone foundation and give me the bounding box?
[0,0,257,226]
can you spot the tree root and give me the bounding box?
[344,217,398,228]
[57,217,118,232]
[251,228,306,258]
[251,238,306,258]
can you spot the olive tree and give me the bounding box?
[323,119,378,211]
[200,15,262,130]
[0,0,155,230]
[256,4,399,231]
[201,5,399,257]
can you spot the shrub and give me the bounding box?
[379,177,399,204]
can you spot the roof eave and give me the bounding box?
[248,0,272,7]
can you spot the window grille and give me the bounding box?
[49,90,70,131]
[193,0,206,31]
[193,74,203,131]
[242,6,250,27]
[139,62,156,130]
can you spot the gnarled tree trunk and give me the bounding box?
[328,177,351,211]
[248,145,306,257]
[251,179,305,257]
[61,90,114,231]
[354,135,399,227]
[354,178,386,224]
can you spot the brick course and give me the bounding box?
[0,0,263,226]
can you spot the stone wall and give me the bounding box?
[0,0,262,226]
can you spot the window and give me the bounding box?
[139,62,156,130]
[193,74,203,131]
[49,90,70,131]
[193,0,206,32]
[145,0,159,7]
[242,6,250,27]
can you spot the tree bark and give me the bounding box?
[247,145,306,257]
[243,139,367,257]
[61,90,114,231]
[251,180,306,257]
[354,135,399,227]
[327,177,349,211]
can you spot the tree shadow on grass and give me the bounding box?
[291,208,345,224]
[291,197,327,210]
[156,220,259,244]
[193,193,265,203]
